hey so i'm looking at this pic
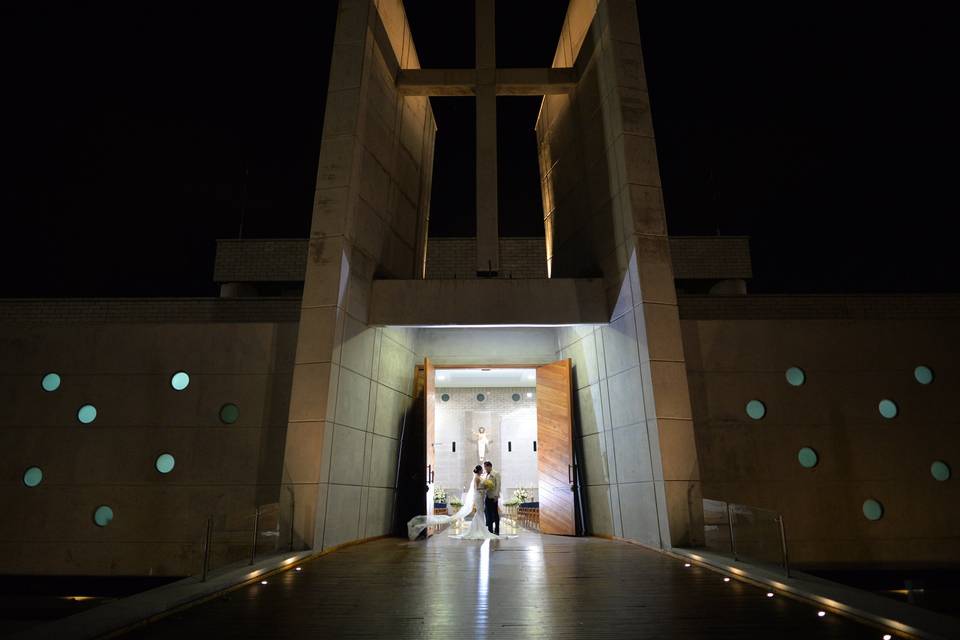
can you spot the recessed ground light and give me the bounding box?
[766,592,774,598]
[817,611,826,617]
[723,577,730,582]
[883,635,892,640]
[683,563,691,567]
[260,580,268,585]
[295,567,302,572]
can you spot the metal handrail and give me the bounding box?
[708,498,789,577]
[199,500,294,582]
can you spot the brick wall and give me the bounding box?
[426,238,548,279]
[211,236,750,282]
[0,298,302,324]
[214,239,308,283]
[670,236,752,279]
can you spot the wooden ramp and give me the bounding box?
[122,532,884,639]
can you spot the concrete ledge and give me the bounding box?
[369,278,609,326]
[678,293,960,320]
[9,551,313,640]
[670,547,960,640]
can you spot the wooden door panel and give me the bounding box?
[424,358,436,518]
[536,359,576,535]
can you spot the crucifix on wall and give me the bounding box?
[397,0,575,276]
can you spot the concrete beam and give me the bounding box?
[368,278,609,326]
[396,68,577,96]
[496,67,578,95]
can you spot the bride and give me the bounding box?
[453,465,500,540]
[407,465,499,540]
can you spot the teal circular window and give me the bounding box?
[41,373,61,392]
[878,399,898,419]
[798,447,818,469]
[512,393,521,402]
[77,404,98,424]
[785,367,806,386]
[476,393,485,402]
[862,499,883,521]
[931,461,951,482]
[170,371,190,391]
[219,403,240,424]
[93,505,114,527]
[23,467,43,487]
[914,366,934,385]
[155,453,176,474]
[745,400,766,420]
[441,393,450,402]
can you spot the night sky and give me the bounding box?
[1,2,956,297]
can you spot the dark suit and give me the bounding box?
[484,497,500,535]
[484,471,500,535]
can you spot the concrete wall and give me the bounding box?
[416,328,560,367]
[683,317,960,566]
[283,0,436,550]
[538,0,703,548]
[0,321,296,576]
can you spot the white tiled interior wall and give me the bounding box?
[434,387,538,503]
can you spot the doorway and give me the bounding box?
[399,359,581,537]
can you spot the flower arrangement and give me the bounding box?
[504,498,520,507]
[433,487,447,504]
[449,496,463,508]
[483,478,494,490]
[512,487,530,503]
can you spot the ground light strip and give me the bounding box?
[670,551,912,639]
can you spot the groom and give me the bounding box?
[483,461,501,535]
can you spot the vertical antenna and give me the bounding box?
[238,166,249,240]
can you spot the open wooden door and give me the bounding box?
[536,359,576,535]
[424,358,436,519]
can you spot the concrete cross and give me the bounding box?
[397,0,575,276]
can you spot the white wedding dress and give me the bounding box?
[453,478,500,541]
[406,474,500,541]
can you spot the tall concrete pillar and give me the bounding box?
[541,0,704,549]
[282,0,435,550]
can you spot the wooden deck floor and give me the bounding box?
[122,528,886,639]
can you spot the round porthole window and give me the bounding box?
[512,393,521,402]
[878,399,898,419]
[476,393,485,402]
[441,393,450,402]
[170,371,190,391]
[798,447,818,469]
[155,453,176,474]
[23,467,43,487]
[862,499,883,521]
[745,400,766,420]
[914,366,934,385]
[931,461,951,482]
[785,367,806,386]
[93,505,114,527]
[219,403,240,424]
[77,404,98,424]
[41,373,61,392]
